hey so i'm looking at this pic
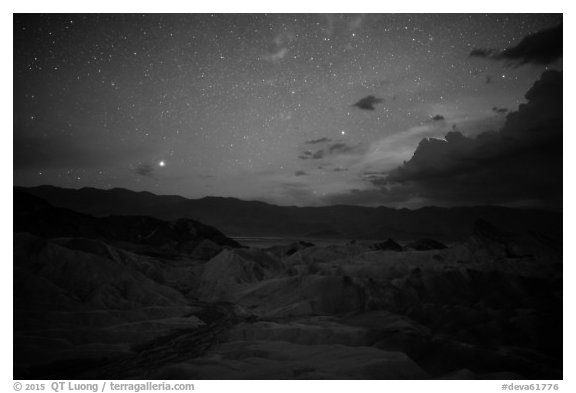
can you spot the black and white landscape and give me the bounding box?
[13,14,562,380]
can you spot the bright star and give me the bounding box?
[158,160,166,167]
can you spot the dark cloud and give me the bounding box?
[497,23,562,65]
[297,150,325,160]
[327,71,563,209]
[134,163,156,178]
[294,170,308,176]
[430,114,445,121]
[328,143,351,154]
[470,48,495,58]
[492,106,508,114]
[333,167,348,172]
[312,150,324,159]
[298,141,365,162]
[352,95,384,111]
[305,137,332,144]
[469,24,562,66]
[362,171,386,182]
[485,75,492,84]
[382,71,562,208]
[327,142,365,155]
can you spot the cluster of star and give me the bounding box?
[14,13,561,204]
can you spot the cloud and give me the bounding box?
[430,114,445,121]
[294,170,308,176]
[263,30,296,62]
[263,47,289,62]
[273,31,296,46]
[134,163,155,178]
[381,70,562,208]
[299,150,325,160]
[333,167,348,172]
[312,150,324,159]
[305,137,332,144]
[352,95,384,111]
[469,24,562,66]
[470,48,495,58]
[299,141,368,163]
[492,106,508,114]
[328,142,364,155]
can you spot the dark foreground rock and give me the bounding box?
[372,238,404,251]
[406,238,447,251]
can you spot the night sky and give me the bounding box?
[13,14,563,208]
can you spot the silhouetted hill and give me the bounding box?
[14,189,240,258]
[16,185,562,241]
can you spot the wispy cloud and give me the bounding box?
[305,137,332,144]
[263,30,296,63]
[263,47,289,62]
[134,163,155,178]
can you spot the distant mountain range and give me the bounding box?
[15,185,562,241]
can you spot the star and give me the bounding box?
[13,13,562,208]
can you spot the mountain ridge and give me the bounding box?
[15,185,562,241]
[16,184,561,212]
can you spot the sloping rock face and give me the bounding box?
[406,238,447,251]
[13,233,203,377]
[197,249,286,302]
[152,341,429,380]
[225,317,371,347]
[14,190,562,381]
[189,219,561,379]
[372,238,404,251]
[264,241,315,258]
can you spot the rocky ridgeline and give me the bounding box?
[14,190,241,259]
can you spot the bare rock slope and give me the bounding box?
[13,191,562,379]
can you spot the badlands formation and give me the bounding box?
[14,191,562,379]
